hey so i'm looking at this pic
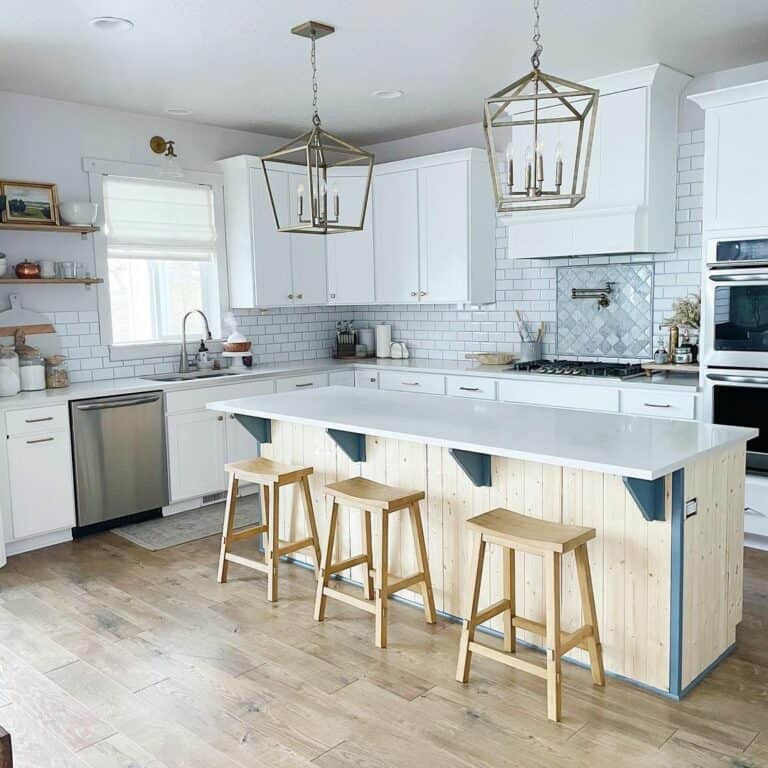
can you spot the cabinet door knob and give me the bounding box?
[296,293,303,299]
[410,291,418,297]
[217,415,224,421]
[329,293,336,299]
[288,293,294,299]
[419,291,427,297]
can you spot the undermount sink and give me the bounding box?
[140,369,246,382]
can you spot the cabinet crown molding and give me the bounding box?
[688,79,768,110]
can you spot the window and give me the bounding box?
[103,176,222,345]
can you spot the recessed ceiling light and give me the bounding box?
[166,108,192,116]
[372,89,404,100]
[89,16,134,32]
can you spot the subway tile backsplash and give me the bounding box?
[45,131,702,380]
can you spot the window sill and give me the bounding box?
[110,339,225,362]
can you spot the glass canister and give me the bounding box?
[45,355,70,388]
[0,345,20,397]
[19,352,46,391]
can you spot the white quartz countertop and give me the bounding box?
[208,386,752,481]
[0,356,698,413]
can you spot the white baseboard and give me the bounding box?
[163,484,259,517]
[6,528,73,557]
[746,534,768,552]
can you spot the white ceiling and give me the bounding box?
[3,0,768,144]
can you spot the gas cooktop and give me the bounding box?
[505,359,645,380]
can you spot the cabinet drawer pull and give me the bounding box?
[401,381,420,386]
[295,382,314,388]
[25,416,54,423]
[643,402,671,408]
[26,436,54,444]
[459,386,481,392]
[329,293,336,299]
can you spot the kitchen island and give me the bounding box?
[208,386,756,699]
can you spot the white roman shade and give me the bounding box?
[103,176,217,261]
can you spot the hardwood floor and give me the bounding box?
[0,532,766,767]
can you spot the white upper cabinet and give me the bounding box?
[504,65,691,258]
[374,149,496,304]
[250,167,293,307]
[373,168,420,303]
[287,171,327,305]
[326,172,375,304]
[689,80,768,234]
[218,157,328,308]
[221,148,495,307]
[418,161,469,303]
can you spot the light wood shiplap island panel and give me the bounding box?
[208,387,756,698]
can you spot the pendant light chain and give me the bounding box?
[530,0,543,71]
[311,32,321,127]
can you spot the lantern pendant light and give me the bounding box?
[483,0,599,213]
[261,21,374,235]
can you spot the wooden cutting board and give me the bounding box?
[0,293,55,337]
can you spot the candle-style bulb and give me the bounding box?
[505,141,514,190]
[297,184,305,196]
[524,145,533,191]
[554,141,563,189]
[535,138,544,185]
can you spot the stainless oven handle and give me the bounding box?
[709,273,768,282]
[75,395,162,411]
[706,373,768,385]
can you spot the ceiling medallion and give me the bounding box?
[261,21,374,235]
[483,0,599,213]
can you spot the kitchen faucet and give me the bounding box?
[180,309,212,373]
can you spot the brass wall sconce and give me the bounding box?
[149,136,183,179]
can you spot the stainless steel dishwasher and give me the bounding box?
[71,391,169,533]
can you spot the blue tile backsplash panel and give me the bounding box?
[556,263,654,359]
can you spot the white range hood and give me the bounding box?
[501,64,691,259]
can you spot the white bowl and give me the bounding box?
[59,202,98,226]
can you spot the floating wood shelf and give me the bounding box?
[642,362,699,375]
[0,222,99,235]
[0,278,103,286]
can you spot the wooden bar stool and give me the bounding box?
[456,508,605,722]
[314,477,436,648]
[217,457,321,602]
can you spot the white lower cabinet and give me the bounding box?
[328,369,355,387]
[378,370,446,395]
[7,430,76,540]
[275,373,329,392]
[165,379,275,502]
[446,375,497,400]
[167,409,228,502]
[620,389,696,420]
[355,370,379,389]
[498,380,620,412]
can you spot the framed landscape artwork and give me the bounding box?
[0,180,59,225]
